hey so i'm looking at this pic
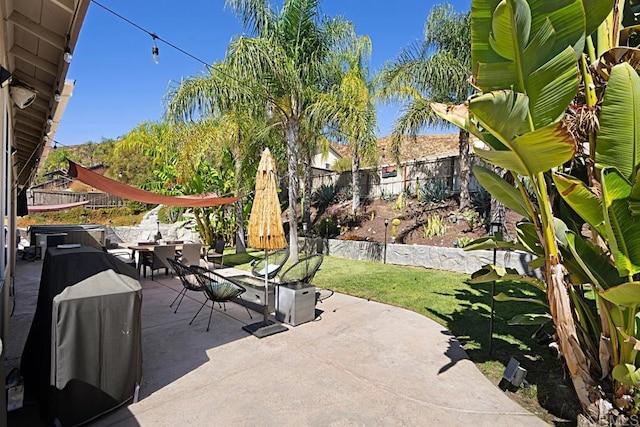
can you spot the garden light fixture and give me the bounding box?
[384,218,389,264]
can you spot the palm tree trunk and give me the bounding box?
[302,148,312,228]
[286,119,299,263]
[458,129,471,210]
[352,145,361,214]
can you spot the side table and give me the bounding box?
[276,282,316,326]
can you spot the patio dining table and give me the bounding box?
[126,244,199,276]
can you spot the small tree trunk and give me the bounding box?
[234,199,246,253]
[286,119,299,263]
[548,262,596,413]
[352,145,361,214]
[458,129,471,210]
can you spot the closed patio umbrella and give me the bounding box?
[243,148,288,338]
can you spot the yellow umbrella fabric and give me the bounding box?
[248,148,287,251]
[243,148,289,337]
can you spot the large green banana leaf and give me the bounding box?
[581,0,616,37]
[472,0,581,128]
[602,168,640,277]
[631,172,640,216]
[516,221,544,256]
[468,264,547,291]
[595,62,640,181]
[599,282,640,307]
[553,172,606,236]
[494,291,549,307]
[472,165,531,218]
[470,100,576,175]
[563,231,625,290]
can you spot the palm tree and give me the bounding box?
[223,0,355,261]
[165,62,277,252]
[312,35,377,215]
[376,2,471,209]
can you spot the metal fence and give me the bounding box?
[28,189,125,209]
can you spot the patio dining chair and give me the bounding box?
[141,244,176,279]
[205,240,225,269]
[189,266,253,331]
[251,247,290,280]
[180,243,202,267]
[166,258,203,313]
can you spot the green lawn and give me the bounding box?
[226,251,580,423]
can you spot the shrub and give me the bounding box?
[455,236,472,248]
[459,209,482,231]
[312,184,338,211]
[335,185,352,203]
[158,206,185,223]
[380,189,396,202]
[423,215,446,238]
[419,180,452,204]
[315,217,339,238]
[471,188,491,218]
[394,192,406,210]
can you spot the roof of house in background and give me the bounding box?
[332,134,459,165]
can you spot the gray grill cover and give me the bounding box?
[50,269,142,425]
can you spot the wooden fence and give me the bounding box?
[28,189,125,209]
[312,154,483,199]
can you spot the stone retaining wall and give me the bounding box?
[309,238,536,276]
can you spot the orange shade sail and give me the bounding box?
[68,160,240,207]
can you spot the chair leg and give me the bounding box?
[237,296,253,319]
[189,300,208,325]
[174,289,189,313]
[170,287,186,308]
[207,303,215,331]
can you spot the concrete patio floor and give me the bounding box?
[6,256,547,426]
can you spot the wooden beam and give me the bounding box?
[16,108,46,124]
[12,73,54,100]
[14,124,42,138]
[50,0,75,14]
[8,11,65,49]
[15,115,43,131]
[10,45,58,76]
[15,130,44,144]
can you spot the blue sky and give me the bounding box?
[55,0,471,147]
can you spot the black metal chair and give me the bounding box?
[166,258,203,313]
[189,266,253,331]
[251,247,290,280]
[278,253,324,285]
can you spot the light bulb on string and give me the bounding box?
[63,35,72,63]
[151,34,159,64]
[47,115,53,125]
[54,91,61,102]
[52,141,57,150]
[63,46,73,63]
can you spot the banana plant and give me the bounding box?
[551,60,640,402]
[432,0,617,413]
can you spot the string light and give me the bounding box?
[63,34,73,63]
[151,34,159,64]
[47,115,53,125]
[87,0,362,144]
[52,141,57,150]
[54,90,61,102]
